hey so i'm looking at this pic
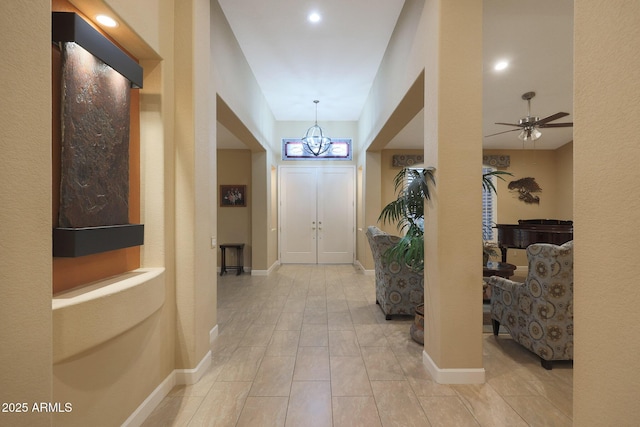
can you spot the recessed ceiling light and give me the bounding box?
[494,60,509,71]
[308,12,321,23]
[96,14,118,28]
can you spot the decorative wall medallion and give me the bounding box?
[482,155,510,168]
[392,154,423,167]
[508,177,542,204]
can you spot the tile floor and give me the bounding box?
[143,264,573,426]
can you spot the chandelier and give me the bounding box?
[302,100,332,156]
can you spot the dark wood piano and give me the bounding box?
[495,219,573,262]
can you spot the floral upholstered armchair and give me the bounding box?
[366,226,424,320]
[488,241,573,370]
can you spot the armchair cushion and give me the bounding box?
[366,226,423,319]
[489,240,573,368]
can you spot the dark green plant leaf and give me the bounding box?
[482,170,513,193]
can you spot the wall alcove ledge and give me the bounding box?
[52,267,165,364]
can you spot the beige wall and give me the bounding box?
[484,145,573,265]
[53,304,169,426]
[100,0,162,53]
[359,0,427,148]
[217,150,252,268]
[574,2,640,424]
[269,164,279,267]
[0,1,53,426]
[211,0,275,150]
[251,151,272,271]
[0,0,191,425]
[421,0,484,373]
[359,151,383,270]
[173,0,216,372]
[554,141,573,218]
[486,149,569,223]
[54,0,213,425]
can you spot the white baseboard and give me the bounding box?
[210,324,219,346]
[422,350,485,384]
[175,350,212,385]
[122,369,176,427]
[123,349,212,427]
[252,260,280,276]
[354,260,374,276]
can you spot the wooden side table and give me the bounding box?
[483,261,517,279]
[220,243,245,276]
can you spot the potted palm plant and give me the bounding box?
[377,167,435,273]
[378,166,511,344]
[483,241,499,265]
[378,167,433,344]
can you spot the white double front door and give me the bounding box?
[279,166,355,264]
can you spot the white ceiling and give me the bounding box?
[482,0,573,150]
[217,0,574,151]
[218,0,405,122]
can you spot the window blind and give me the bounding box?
[482,166,496,241]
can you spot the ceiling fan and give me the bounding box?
[485,91,573,141]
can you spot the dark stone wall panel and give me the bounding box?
[59,42,131,228]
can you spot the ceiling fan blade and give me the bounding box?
[538,122,573,128]
[484,128,521,138]
[494,122,524,128]
[536,112,569,126]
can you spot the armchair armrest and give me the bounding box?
[487,276,522,293]
[487,275,525,337]
[488,276,529,313]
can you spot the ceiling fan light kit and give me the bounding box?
[518,116,542,141]
[486,91,573,142]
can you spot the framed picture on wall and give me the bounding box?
[220,185,247,207]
